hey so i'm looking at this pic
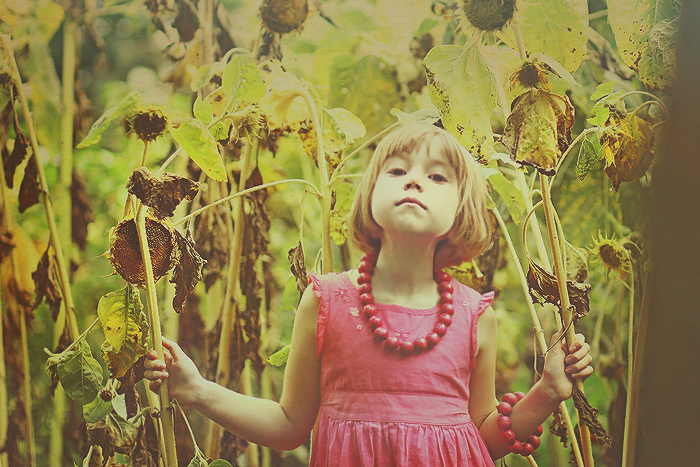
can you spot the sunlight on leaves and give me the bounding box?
[267,345,291,367]
[424,42,497,163]
[259,60,310,133]
[170,118,227,182]
[330,182,355,245]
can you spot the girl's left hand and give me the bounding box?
[542,331,594,402]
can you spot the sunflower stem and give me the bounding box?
[540,174,595,467]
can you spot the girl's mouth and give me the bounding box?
[396,197,426,209]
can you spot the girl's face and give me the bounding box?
[370,140,460,242]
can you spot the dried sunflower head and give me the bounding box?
[127,107,168,143]
[109,217,174,285]
[259,0,308,34]
[510,59,552,91]
[455,0,517,36]
[589,233,630,275]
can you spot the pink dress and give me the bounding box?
[308,272,496,467]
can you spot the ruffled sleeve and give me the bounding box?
[470,291,495,369]
[308,273,328,358]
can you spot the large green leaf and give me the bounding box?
[77,92,141,148]
[169,118,227,182]
[424,42,497,162]
[83,394,114,423]
[608,0,679,90]
[58,341,103,405]
[98,285,150,378]
[222,54,266,103]
[513,0,588,74]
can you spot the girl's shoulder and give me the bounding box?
[451,279,495,313]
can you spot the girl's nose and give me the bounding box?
[404,180,423,192]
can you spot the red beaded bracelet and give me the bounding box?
[496,392,544,457]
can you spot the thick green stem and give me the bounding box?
[206,142,254,457]
[135,206,177,467]
[509,203,584,467]
[540,174,594,467]
[621,266,635,467]
[623,269,649,467]
[0,35,80,340]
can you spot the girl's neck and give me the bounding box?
[368,240,441,308]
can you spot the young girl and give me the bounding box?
[144,123,593,466]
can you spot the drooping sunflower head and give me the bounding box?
[454,0,517,36]
[510,59,553,91]
[589,232,631,275]
[126,107,168,143]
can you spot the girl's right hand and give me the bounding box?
[143,337,204,406]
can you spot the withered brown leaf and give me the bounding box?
[601,114,654,192]
[109,218,174,286]
[0,222,14,264]
[3,121,29,189]
[170,227,206,313]
[526,258,590,321]
[288,241,308,296]
[31,246,63,321]
[131,412,160,467]
[502,89,574,175]
[549,405,569,447]
[18,154,40,213]
[573,386,613,448]
[72,169,94,250]
[126,167,200,219]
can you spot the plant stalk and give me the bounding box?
[206,141,254,456]
[622,268,649,467]
[0,291,7,467]
[540,174,594,467]
[498,204,584,467]
[0,34,80,340]
[135,206,177,467]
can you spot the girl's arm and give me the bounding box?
[143,286,322,451]
[468,306,593,460]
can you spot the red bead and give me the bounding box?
[509,440,524,455]
[434,323,448,337]
[501,429,516,444]
[358,272,372,284]
[441,303,455,315]
[363,304,377,317]
[533,425,544,437]
[365,253,378,264]
[426,332,440,346]
[385,336,399,351]
[360,293,374,305]
[438,313,453,326]
[358,260,374,274]
[368,316,383,328]
[438,281,453,293]
[497,415,512,430]
[515,391,526,401]
[434,271,450,282]
[502,393,519,406]
[521,443,534,456]
[497,402,513,416]
[527,435,541,449]
[413,338,428,352]
[440,292,453,304]
[399,341,414,354]
[359,283,372,294]
[374,327,389,340]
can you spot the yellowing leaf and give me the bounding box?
[330,182,355,246]
[258,60,310,133]
[501,89,574,175]
[267,345,291,367]
[222,54,266,103]
[602,114,654,191]
[512,0,588,74]
[608,0,680,90]
[424,42,498,162]
[97,285,148,353]
[169,118,227,182]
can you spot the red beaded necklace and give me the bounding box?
[356,253,455,355]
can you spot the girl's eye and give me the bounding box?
[429,173,448,182]
[388,168,406,176]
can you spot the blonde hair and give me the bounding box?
[349,123,492,269]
